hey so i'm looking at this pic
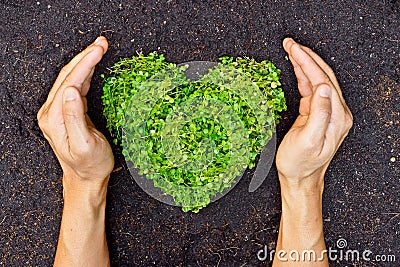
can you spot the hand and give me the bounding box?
[273,38,353,267]
[37,36,114,191]
[276,38,353,191]
[38,37,113,266]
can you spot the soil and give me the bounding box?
[0,1,399,266]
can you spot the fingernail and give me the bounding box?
[283,38,292,47]
[319,85,332,98]
[64,88,77,101]
[94,36,102,45]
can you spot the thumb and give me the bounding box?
[300,84,332,147]
[63,87,92,153]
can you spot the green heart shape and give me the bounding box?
[102,53,287,212]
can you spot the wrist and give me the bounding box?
[279,173,324,234]
[280,187,323,217]
[57,175,109,266]
[63,169,110,190]
[278,171,325,196]
[62,173,109,209]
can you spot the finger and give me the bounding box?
[298,95,312,116]
[46,36,108,104]
[81,68,95,96]
[41,108,69,154]
[283,39,313,97]
[284,38,353,122]
[296,42,340,91]
[47,45,105,120]
[287,41,332,90]
[61,45,105,95]
[284,38,337,85]
[45,47,102,143]
[37,104,45,121]
[62,87,93,157]
[300,84,332,152]
[289,55,313,97]
[325,89,352,142]
[298,43,352,115]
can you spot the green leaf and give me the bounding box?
[101,52,287,212]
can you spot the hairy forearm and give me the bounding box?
[273,175,328,267]
[54,175,110,267]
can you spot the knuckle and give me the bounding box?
[37,115,47,131]
[37,118,44,130]
[37,107,43,122]
[345,114,354,129]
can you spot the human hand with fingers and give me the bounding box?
[37,36,113,266]
[276,38,353,191]
[36,35,353,266]
[273,38,353,267]
[37,36,114,190]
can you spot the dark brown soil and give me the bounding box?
[0,1,398,266]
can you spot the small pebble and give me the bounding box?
[390,157,396,162]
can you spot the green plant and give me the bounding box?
[102,52,175,144]
[102,52,286,212]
